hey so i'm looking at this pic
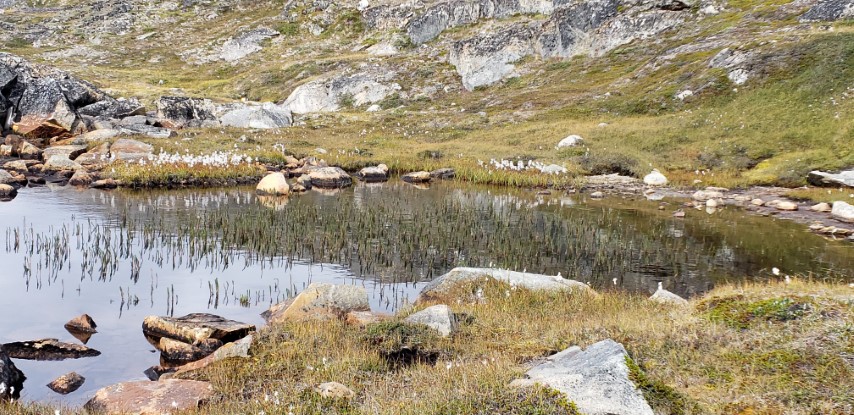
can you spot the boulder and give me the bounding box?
[142,313,255,345]
[643,170,668,186]
[512,339,654,415]
[47,372,85,395]
[418,267,592,302]
[0,346,25,400]
[556,135,583,149]
[12,78,80,138]
[85,379,213,415]
[404,304,458,337]
[357,165,389,182]
[316,382,356,399]
[264,283,370,323]
[775,201,798,211]
[430,167,456,179]
[75,142,111,165]
[165,335,253,378]
[3,338,101,360]
[810,202,832,213]
[77,97,146,119]
[402,171,431,183]
[807,169,854,188]
[110,138,153,161]
[64,313,97,333]
[155,96,218,128]
[256,172,290,196]
[156,337,221,362]
[649,282,688,306]
[750,198,765,206]
[218,102,292,129]
[832,201,854,223]
[296,174,313,189]
[68,169,93,186]
[42,155,83,171]
[282,74,401,114]
[42,144,88,160]
[308,166,353,188]
[345,311,389,326]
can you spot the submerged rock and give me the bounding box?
[404,304,458,337]
[512,339,654,415]
[142,313,255,345]
[3,338,101,360]
[264,283,370,323]
[649,282,689,306]
[256,172,290,196]
[0,345,25,400]
[418,267,592,302]
[47,372,85,395]
[85,379,213,414]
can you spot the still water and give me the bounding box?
[0,182,851,406]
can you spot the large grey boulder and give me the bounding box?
[85,379,213,414]
[0,345,25,400]
[513,339,654,415]
[831,201,854,223]
[282,73,401,113]
[418,267,592,302]
[155,96,219,128]
[404,304,458,337]
[77,97,145,119]
[118,123,176,139]
[800,0,854,22]
[808,169,854,188]
[219,102,292,129]
[264,283,370,323]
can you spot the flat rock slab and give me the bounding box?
[418,267,592,302]
[142,313,255,344]
[264,282,369,323]
[85,379,213,415]
[514,339,654,415]
[808,170,854,188]
[3,338,101,361]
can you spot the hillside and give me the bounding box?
[0,0,852,187]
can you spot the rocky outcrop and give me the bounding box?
[3,338,101,360]
[800,0,854,22]
[219,27,280,63]
[512,339,654,415]
[418,267,592,302]
[283,71,401,113]
[218,102,292,129]
[0,345,25,400]
[85,379,213,414]
[264,283,370,323]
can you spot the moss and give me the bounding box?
[699,295,812,330]
[626,356,701,415]
[362,321,446,366]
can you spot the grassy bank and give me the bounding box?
[4,278,851,414]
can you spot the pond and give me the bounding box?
[1,181,852,406]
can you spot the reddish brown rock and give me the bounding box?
[84,379,213,415]
[65,313,98,334]
[47,372,85,395]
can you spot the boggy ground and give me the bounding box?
[3,278,852,414]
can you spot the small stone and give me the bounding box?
[590,191,604,199]
[810,202,832,213]
[649,282,689,306]
[693,190,724,201]
[643,170,668,186]
[706,199,719,208]
[65,314,97,333]
[316,382,356,399]
[751,198,765,206]
[47,372,85,395]
[672,210,685,218]
[404,304,458,337]
[775,201,798,211]
[402,171,432,183]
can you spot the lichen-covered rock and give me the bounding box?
[357,165,389,182]
[643,170,668,186]
[800,0,854,22]
[42,155,83,171]
[85,379,213,415]
[418,267,592,302]
[155,96,218,128]
[264,283,370,323]
[283,72,401,114]
[402,171,431,183]
[512,339,654,415]
[47,372,85,395]
[43,144,87,161]
[110,138,153,161]
[75,142,111,165]
[0,345,25,400]
[557,135,583,148]
[808,169,854,188]
[218,102,292,129]
[142,313,255,345]
[3,338,101,361]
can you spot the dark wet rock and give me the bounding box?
[808,169,854,188]
[800,0,854,22]
[264,283,369,323]
[307,166,353,188]
[110,138,153,161]
[118,123,177,139]
[404,304,458,337]
[0,345,25,400]
[155,96,218,128]
[512,339,654,415]
[85,379,213,414]
[64,313,97,334]
[3,338,101,361]
[142,313,255,345]
[430,167,456,179]
[144,365,177,381]
[47,372,85,395]
[402,171,432,183]
[357,164,389,182]
[43,144,88,160]
[90,178,119,189]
